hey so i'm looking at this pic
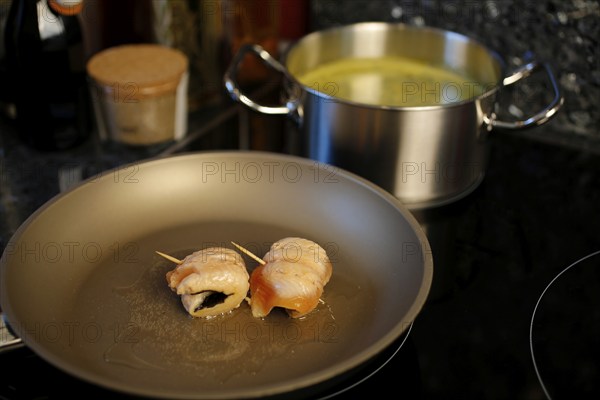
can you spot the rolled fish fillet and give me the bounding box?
[166,247,250,318]
[249,237,332,318]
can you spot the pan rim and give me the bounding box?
[0,151,433,399]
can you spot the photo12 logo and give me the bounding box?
[3,241,139,264]
[198,318,339,345]
[400,80,494,105]
[401,241,433,263]
[400,161,481,184]
[11,320,140,346]
[197,241,340,264]
[198,161,339,184]
[6,318,338,349]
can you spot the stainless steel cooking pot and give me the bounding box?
[0,152,432,399]
[224,22,563,208]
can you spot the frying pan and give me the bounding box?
[0,151,432,399]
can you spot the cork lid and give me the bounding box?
[87,44,188,100]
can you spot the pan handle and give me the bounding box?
[224,44,301,116]
[0,313,24,352]
[491,61,564,129]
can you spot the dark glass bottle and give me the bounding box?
[4,0,90,150]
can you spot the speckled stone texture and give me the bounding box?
[0,2,599,398]
[309,0,599,149]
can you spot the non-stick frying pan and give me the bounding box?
[0,152,432,399]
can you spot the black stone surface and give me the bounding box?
[309,0,600,148]
[1,102,599,398]
[1,1,599,398]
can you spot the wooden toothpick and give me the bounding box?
[231,242,266,265]
[155,251,183,265]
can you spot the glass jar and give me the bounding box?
[86,44,189,145]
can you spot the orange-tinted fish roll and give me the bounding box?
[249,237,332,318]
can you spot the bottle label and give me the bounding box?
[48,0,83,16]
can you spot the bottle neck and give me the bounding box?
[47,0,83,16]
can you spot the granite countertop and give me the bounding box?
[1,107,599,399]
[309,0,600,148]
[1,0,599,397]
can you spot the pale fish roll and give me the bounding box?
[166,247,250,318]
[249,237,332,318]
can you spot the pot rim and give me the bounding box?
[283,21,506,111]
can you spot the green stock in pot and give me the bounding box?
[296,56,489,107]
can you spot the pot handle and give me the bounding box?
[491,61,564,129]
[0,312,24,352]
[224,44,301,116]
